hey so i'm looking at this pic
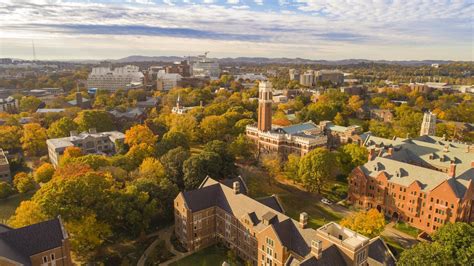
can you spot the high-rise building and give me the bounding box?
[257,81,272,132]
[87,65,144,91]
[315,70,344,85]
[156,70,182,91]
[165,60,191,77]
[192,53,220,80]
[288,69,300,81]
[299,70,315,87]
[420,111,436,136]
[174,176,396,266]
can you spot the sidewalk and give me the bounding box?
[382,222,419,248]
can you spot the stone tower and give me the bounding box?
[258,81,272,132]
[420,111,436,136]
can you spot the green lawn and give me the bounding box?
[394,222,421,238]
[241,165,342,229]
[0,191,35,224]
[381,236,405,258]
[170,245,241,266]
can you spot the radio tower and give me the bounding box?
[32,40,37,61]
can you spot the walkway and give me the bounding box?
[382,222,419,248]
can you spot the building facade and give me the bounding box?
[0,149,11,183]
[420,111,436,136]
[370,109,394,123]
[87,65,144,91]
[174,177,395,266]
[192,53,220,80]
[0,96,18,113]
[46,129,125,167]
[0,218,72,266]
[157,70,182,91]
[348,134,474,233]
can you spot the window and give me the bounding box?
[51,253,55,260]
[43,256,48,263]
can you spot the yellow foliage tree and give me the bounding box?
[8,201,48,228]
[124,124,157,147]
[21,123,48,156]
[340,208,385,238]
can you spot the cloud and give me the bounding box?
[227,0,239,4]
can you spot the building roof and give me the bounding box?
[47,130,125,149]
[368,237,396,266]
[0,218,67,266]
[257,195,285,213]
[278,121,319,135]
[36,108,65,113]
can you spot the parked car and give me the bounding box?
[321,198,332,205]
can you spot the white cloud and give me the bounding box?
[254,0,263,5]
[202,0,215,3]
[227,0,240,4]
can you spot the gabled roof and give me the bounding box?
[258,195,285,213]
[0,218,66,265]
[368,237,396,266]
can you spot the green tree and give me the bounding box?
[13,172,35,193]
[284,154,300,183]
[74,110,114,132]
[19,96,42,112]
[431,222,474,265]
[368,121,393,138]
[337,143,368,174]
[398,242,447,266]
[125,143,156,170]
[200,115,229,142]
[47,117,78,138]
[34,163,55,183]
[203,140,236,178]
[333,112,346,126]
[183,152,222,189]
[21,123,48,156]
[160,147,190,189]
[156,131,189,157]
[229,134,256,160]
[298,148,336,193]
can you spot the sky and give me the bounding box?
[0,0,473,61]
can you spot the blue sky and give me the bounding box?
[0,0,472,60]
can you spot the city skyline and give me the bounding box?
[1,0,472,61]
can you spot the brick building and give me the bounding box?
[0,217,72,266]
[369,109,393,123]
[348,134,474,233]
[0,149,11,183]
[174,177,395,266]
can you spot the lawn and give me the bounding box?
[0,191,35,224]
[240,165,342,229]
[170,245,241,266]
[381,236,405,259]
[145,240,175,266]
[394,222,421,238]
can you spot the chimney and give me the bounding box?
[448,161,456,178]
[311,240,323,259]
[368,148,375,161]
[299,212,308,229]
[88,128,97,134]
[233,181,240,194]
[387,147,393,156]
[471,161,474,168]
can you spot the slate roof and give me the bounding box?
[220,176,249,195]
[368,237,396,266]
[0,218,66,265]
[258,195,285,213]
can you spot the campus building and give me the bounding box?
[0,217,72,266]
[0,96,18,113]
[348,134,474,233]
[192,53,220,80]
[245,81,361,157]
[157,70,182,91]
[0,149,11,183]
[87,65,144,91]
[46,129,125,167]
[174,176,396,266]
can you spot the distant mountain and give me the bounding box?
[113,56,455,66]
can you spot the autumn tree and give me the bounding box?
[139,157,166,180]
[125,143,156,169]
[74,110,114,132]
[21,123,48,156]
[200,115,229,142]
[19,96,42,112]
[124,124,157,147]
[284,154,300,183]
[8,201,48,228]
[47,117,78,138]
[0,181,14,199]
[333,112,346,126]
[229,134,256,160]
[337,143,368,174]
[13,172,36,193]
[34,163,55,183]
[340,209,385,238]
[298,148,337,193]
[0,125,22,150]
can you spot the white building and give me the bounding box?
[46,129,125,167]
[420,111,436,136]
[192,53,220,80]
[156,70,182,91]
[87,65,144,91]
[0,96,18,113]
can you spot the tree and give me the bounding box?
[47,117,78,138]
[333,112,346,126]
[19,96,42,112]
[168,114,198,142]
[233,118,255,135]
[0,181,14,199]
[183,152,222,190]
[284,154,300,183]
[262,154,281,180]
[125,143,156,169]
[368,121,393,138]
[139,157,166,180]
[200,115,229,142]
[156,131,189,157]
[70,154,111,170]
[0,125,22,150]
[34,163,55,183]
[13,172,35,193]
[21,123,48,156]
[160,147,190,189]
[337,143,368,174]
[74,110,114,132]
[66,213,112,261]
[8,201,48,228]
[124,124,157,147]
[203,140,236,178]
[229,134,256,160]
[127,89,147,102]
[398,242,447,265]
[298,148,336,193]
[347,95,364,115]
[340,209,385,238]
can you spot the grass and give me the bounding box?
[0,191,35,223]
[241,165,342,229]
[145,240,175,266]
[170,245,242,266]
[381,236,405,259]
[394,222,421,238]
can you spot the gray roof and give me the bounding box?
[220,176,249,195]
[0,218,66,265]
[278,122,318,135]
[258,195,285,213]
[368,237,396,266]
